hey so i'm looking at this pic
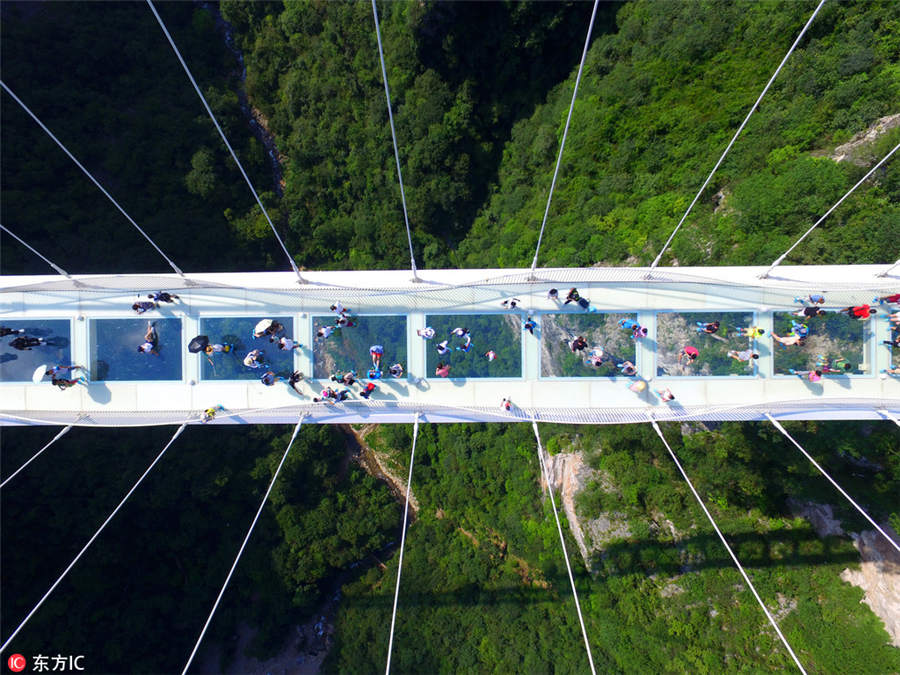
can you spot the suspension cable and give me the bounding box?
[370,0,418,279]
[182,417,304,674]
[765,414,900,553]
[385,414,420,675]
[0,224,72,279]
[0,81,185,277]
[650,419,807,673]
[145,1,304,284]
[0,423,187,655]
[530,0,599,277]
[0,425,72,490]
[531,419,596,675]
[648,0,826,273]
[762,142,900,278]
[877,258,900,277]
[877,409,900,429]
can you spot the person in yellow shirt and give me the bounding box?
[735,326,765,338]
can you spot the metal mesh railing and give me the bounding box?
[3,397,897,428]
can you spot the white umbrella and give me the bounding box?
[33,364,49,383]
[254,319,272,336]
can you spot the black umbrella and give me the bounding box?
[188,335,210,353]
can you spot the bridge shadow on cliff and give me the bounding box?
[341,527,868,610]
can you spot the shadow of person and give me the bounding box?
[0,353,18,364]
[45,336,70,348]
[86,381,112,404]
[380,380,409,396]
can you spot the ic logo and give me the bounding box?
[7,654,26,673]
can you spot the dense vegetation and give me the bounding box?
[2,1,899,673]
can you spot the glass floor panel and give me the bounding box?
[313,315,406,379]
[541,313,636,378]
[0,319,71,382]
[772,311,867,375]
[199,316,295,380]
[91,318,182,381]
[424,314,521,378]
[657,311,755,376]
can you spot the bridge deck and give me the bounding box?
[1,265,898,426]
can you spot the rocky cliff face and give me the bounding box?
[840,525,900,647]
[540,449,631,563]
[540,450,593,561]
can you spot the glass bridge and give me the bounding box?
[1,265,897,426]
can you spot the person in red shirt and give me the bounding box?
[874,294,900,304]
[679,346,699,364]
[839,304,877,319]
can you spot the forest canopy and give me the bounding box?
[1,1,899,673]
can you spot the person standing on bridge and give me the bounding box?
[771,332,804,347]
[564,288,581,305]
[654,388,675,402]
[330,302,349,316]
[815,356,852,373]
[789,321,809,338]
[243,348,266,368]
[696,320,720,334]
[148,291,179,304]
[52,375,86,389]
[132,300,157,314]
[735,326,765,338]
[317,325,335,340]
[10,335,46,350]
[332,370,357,386]
[501,298,522,309]
[435,362,451,377]
[288,370,304,395]
[360,381,377,399]
[389,363,404,378]
[484,350,496,361]
[569,336,588,352]
[417,327,435,339]
[277,336,301,351]
[839,304,877,319]
[788,369,822,382]
[794,293,826,305]
[617,360,637,376]
[436,340,451,355]
[585,348,604,367]
[335,315,356,328]
[370,345,384,369]
[137,322,159,356]
[726,348,759,363]
[679,346,699,364]
[45,364,86,379]
[874,293,900,305]
[260,370,280,386]
[523,317,537,335]
[201,405,224,423]
[792,306,826,319]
